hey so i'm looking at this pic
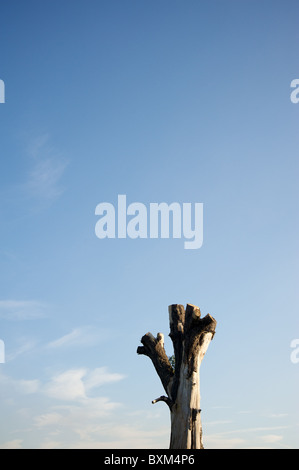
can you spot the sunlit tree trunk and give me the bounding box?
[137,303,216,449]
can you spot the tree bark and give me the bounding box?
[137,303,216,449]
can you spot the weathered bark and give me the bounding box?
[137,303,216,449]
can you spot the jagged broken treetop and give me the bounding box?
[137,303,216,409]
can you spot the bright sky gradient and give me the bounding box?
[0,0,298,449]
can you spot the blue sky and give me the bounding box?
[0,0,298,448]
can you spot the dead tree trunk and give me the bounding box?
[137,303,216,449]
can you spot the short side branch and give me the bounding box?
[152,395,173,409]
[137,332,174,395]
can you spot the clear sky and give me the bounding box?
[0,0,298,449]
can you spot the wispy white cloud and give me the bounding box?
[34,412,63,428]
[205,436,245,449]
[32,411,171,449]
[0,439,23,449]
[0,365,124,402]
[267,413,289,419]
[5,323,111,364]
[38,439,61,449]
[27,155,67,201]
[43,367,125,402]
[30,367,126,447]
[32,406,170,449]
[0,365,126,448]
[84,367,125,392]
[25,134,68,202]
[52,396,122,422]
[205,425,290,449]
[206,420,233,426]
[0,134,68,221]
[223,425,289,434]
[0,300,46,320]
[0,371,40,395]
[27,134,50,158]
[44,369,87,401]
[68,423,170,449]
[6,339,37,362]
[260,434,283,444]
[46,326,108,349]
[19,378,41,394]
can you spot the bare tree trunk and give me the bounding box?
[137,303,216,449]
